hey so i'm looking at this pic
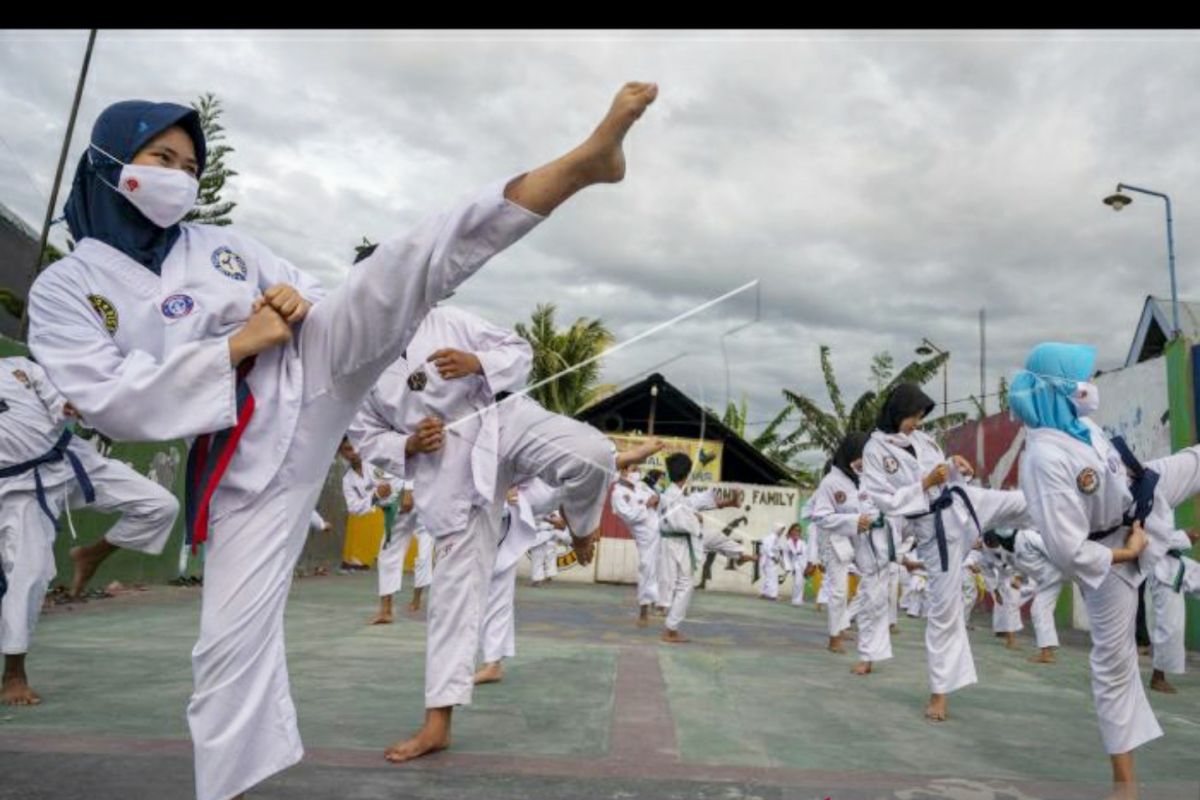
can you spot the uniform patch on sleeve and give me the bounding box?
[87,294,119,335]
[407,369,428,392]
[1076,467,1100,495]
[834,490,847,504]
[883,456,900,474]
[11,369,30,388]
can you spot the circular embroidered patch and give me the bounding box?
[1077,467,1100,495]
[161,293,195,319]
[883,456,900,474]
[211,246,248,281]
[407,370,428,392]
[834,490,847,504]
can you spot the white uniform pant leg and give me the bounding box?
[1149,573,1186,674]
[426,504,501,708]
[544,543,559,579]
[817,563,830,605]
[189,379,387,800]
[1031,580,1062,650]
[413,532,433,589]
[0,492,58,655]
[480,561,518,664]
[962,574,978,618]
[530,545,547,583]
[855,570,893,663]
[888,564,900,623]
[995,580,1023,633]
[918,520,976,695]
[825,560,850,636]
[664,538,694,632]
[498,398,616,540]
[791,563,807,606]
[657,538,675,607]
[847,575,864,623]
[634,535,660,606]
[298,186,544,407]
[1080,572,1163,754]
[188,480,315,800]
[77,456,178,554]
[760,560,779,599]
[377,531,408,598]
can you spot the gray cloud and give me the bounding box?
[2,29,1197,460]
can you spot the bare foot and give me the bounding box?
[369,612,394,625]
[890,624,899,635]
[409,588,424,613]
[1,674,41,707]
[575,82,658,185]
[571,529,599,567]
[1028,649,1056,664]
[653,606,669,617]
[851,661,872,676]
[1004,634,1019,650]
[385,709,452,764]
[474,662,504,685]
[1150,672,1178,694]
[827,636,846,654]
[661,629,690,644]
[924,694,948,722]
[636,606,650,628]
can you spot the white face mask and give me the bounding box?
[1071,381,1100,417]
[90,143,199,228]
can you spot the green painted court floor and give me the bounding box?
[1,574,1198,799]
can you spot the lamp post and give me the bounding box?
[1104,183,1179,338]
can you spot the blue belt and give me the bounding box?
[0,429,95,528]
[905,487,980,572]
[1087,436,1159,542]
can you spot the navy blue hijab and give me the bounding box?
[64,101,207,274]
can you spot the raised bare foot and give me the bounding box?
[474,662,504,685]
[851,661,872,676]
[575,82,658,185]
[661,629,690,644]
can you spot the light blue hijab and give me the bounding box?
[1008,342,1097,444]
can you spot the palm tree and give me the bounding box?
[514,303,613,416]
[782,345,964,458]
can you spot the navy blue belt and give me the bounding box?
[0,429,95,527]
[905,487,980,572]
[1087,435,1159,542]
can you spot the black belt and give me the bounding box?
[905,487,980,572]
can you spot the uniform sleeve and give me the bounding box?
[27,267,237,442]
[455,310,532,396]
[808,479,861,541]
[612,485,652,527]
[309,510,328,532]
[23,359,68,422]
[342,473,375,516]
[248,233,328,306]
[686,488,719,512]
[861,443,930,517]
[1022,453,1113,590]
[347,390,409,478]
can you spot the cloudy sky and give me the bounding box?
[2,30,1197,458]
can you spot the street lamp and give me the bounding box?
[1103,183,1179,338]
[915,338,949,428]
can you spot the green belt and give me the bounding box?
[382,503,397,547]
[661,530,696,571]
[1167,549,1188,593]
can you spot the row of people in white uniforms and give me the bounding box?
[757,522,813,606]
[0,356,179,707]
[25,83,659,800]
